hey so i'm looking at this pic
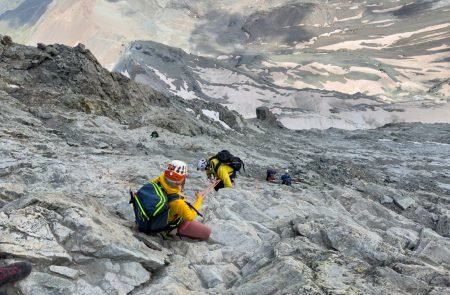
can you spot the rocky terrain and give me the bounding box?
[1,38,450,295]
[1,0,449,129]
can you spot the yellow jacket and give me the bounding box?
[153,174,203,222]
[207,158,234,188]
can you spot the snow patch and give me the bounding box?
[372,4,410,13]
[437,182,450,190]
[319,29,344,38]
[294,37,318,49]
[147,66,196,100]
[147,66,176,88]
[7,84,20,89]
[201,110,231,129]
[121,70,130,78]
[301,62,348,75]
[279,102,450,130]
[376,22,395,28]
[371,19,397,24]
[318,24,450,51]
[427,44,450,51]
[334,12,363,22]
[176,81,197,100]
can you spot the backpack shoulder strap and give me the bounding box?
[167,193,181,202]
[166,194,203,218]
[208,157,222,174]
[185,201,203,217]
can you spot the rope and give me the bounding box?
[198,179,221,197]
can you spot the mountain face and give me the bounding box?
[1,0,449,129]
[115,40,450,130]
[1,37,450,295]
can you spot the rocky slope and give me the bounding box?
[1,39,450,295]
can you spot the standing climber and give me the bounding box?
[197,150,244,191]
[266,168,277,181]
[130,160,211,240]
[281,169,292,186]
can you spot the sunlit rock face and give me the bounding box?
[1,0,449,129]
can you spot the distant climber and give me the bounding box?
[130,160,211,240]
[281,169,292,186]
[266,168,277,182]
[151,131,159,138]
[197,150,244,191]
[0,261,32,288]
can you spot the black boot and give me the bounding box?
[0,261,32,286]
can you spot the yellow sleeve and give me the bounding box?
[192,194,203,212]
[169,196,203,222]
[217,166,233,188]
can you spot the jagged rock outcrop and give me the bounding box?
[1,39,449,295]
[255,106,284,128]
[256,106,275,121]
[0,36,243,136]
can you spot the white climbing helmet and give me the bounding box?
[164,160,188,186]
[197,158,209,171]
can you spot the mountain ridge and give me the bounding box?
[1,0,449,129]
[116,39,450,130]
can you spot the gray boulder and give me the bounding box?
[436,213,450,237]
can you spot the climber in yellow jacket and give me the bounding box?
[197,157,235,191]
[153,160,211,240]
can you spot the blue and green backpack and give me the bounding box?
[129,182,181,234]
